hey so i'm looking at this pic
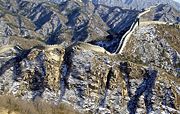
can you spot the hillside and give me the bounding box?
[0,0,179,114]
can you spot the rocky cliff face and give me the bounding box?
[121,24,180,78]
[0,42,179,114]
[0,0,180,114]
[0,45,65,101]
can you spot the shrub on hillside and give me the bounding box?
[0,95,80,114]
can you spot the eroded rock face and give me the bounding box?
[21,45,64,92]
[0,43,179,113]
[0,45,65,102]
[0,0,179,114]
[58,43,180,113]
[122,24,180,77]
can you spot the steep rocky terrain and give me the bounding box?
[121,24,180,77]
[0,0,141,52]
[0,0,179,52]
[0,0,108,45]
[141,4,180,23]
[0,0,180,114]
[0,41,180,113]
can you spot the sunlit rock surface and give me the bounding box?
[0,0,179,114]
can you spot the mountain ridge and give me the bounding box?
[0,0,179,114]
[42,0,180,11]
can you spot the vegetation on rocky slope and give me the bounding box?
[0,95,81,114]
[0,0,179,114]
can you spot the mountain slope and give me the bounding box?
[0,0,179,52]
[141,4,180,23]
[0,0,140,52]
[0,41,179,113]
[121,23,180,77]
[0,0,179,114]
[45,0,180,11]
[92,0,180,11]
[0,0,109,46]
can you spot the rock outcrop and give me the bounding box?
[121,24,180,77]
[0,0,179,114]
[0,42,179,113]
[0,45,65,102]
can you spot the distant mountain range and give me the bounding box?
[92,0,180,10]
[44,0,180,11]
[0,0,180,114]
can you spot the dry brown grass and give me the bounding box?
[9,36,44,49]
[0,95,81,114]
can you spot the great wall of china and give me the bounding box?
[114,5,180,54]
[0,5,180,56]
